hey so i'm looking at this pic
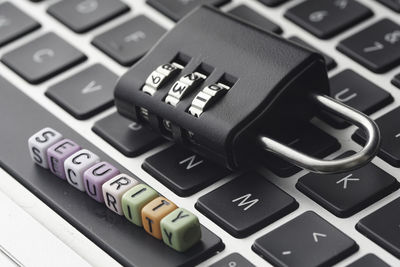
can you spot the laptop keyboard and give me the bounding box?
[0,0,399,266]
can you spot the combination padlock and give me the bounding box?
[114,6,380,174]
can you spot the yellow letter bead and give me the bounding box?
[141,197,177,239]
[102,174,139,215]
[161,208,201,252]
[28,127,63,168]
[121,184,158,226]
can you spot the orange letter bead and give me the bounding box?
[141,197,177,239]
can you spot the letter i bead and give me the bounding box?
[28,127,63,168]
[102,174,139,215]
[141,197,177,239]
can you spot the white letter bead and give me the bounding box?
[102,174,140,215]
[28,127,63,168]
[64,149,100,191]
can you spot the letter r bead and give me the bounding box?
[102,174,139,215]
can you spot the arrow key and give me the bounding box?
[253,211,358,267]
[46,64,118,119]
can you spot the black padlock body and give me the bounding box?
[114,6,329,170]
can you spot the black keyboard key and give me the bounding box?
[142,145,229,197]
[210,253,255,267]
[147,0,231,22]
[285,0,372,39]
[392,73,400,89]
[93,112,163,157]
[347,254,390,267]
[357,197,400,258]
[0,2,40,47]
[0,75,224,267]
[92,15,165,66]
[289,36,336,70]
[338,19,400,73]
[1,33,86,84]
[48,0,129,33]
[228,5,282,34]
[297,151,399,217]
[258,0,289,7]
[321,69,393,128]
[353,107,400,167]
[258,123,340,177]
[46,64,117,119]
[377,0,400,12]
[196,173,298,238]
[253,211,358,267]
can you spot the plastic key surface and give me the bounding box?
[297,151,399,217]
[47,0,129,33]
[253,211,359,267]
[0,2,40,47]
[209,253,255,267]
[357,197,400,259]
[146,0,231,21]
[377,0,400,12]
[347,254,390,267]
[0,75,224,267]
[46,64,118,119]
[1,32,87,84]
[392,73,400,89]
[196,173,298,238]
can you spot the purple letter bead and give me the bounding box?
[47,139,81,179]
[83,162,120,203]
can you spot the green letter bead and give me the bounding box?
[160,208,202,252]
[121,184,158,226]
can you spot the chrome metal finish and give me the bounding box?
[258,94,381,174]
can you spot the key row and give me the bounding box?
[28,127,201,252]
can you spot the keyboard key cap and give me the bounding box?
[258,123,340,177]
[353,107,400,167]
[92,15,165,66]
[147,0,231,22]
[253,211,359,267]
[347,254,390,267]
[289,36,336,70]
[377,0,400,12]
[196,173,298,238]
[47,0,129,33]
[1,33,87,84]
[0,75,224,266]
[142,145,230,197]
[392,73,400,88]
[46,64,117,119]
[285,0,372,39]
[297,151,399,217]
[93,112,163,157]
[258,0,289,7]
[228,5,282,34]
[338,19,400,73]
[0,2,40,47]
[209,253,255,267]
[321,69,393,128]
[357,197,400,258]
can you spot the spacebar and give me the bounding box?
[0,75,223,267]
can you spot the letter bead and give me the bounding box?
[102,174,139,215]
[47,139,81,179]
[121,184,158,226]
[83,162,120,203]
[64,149,100,191]
[160,208,201,252]
[141,197,177,240]
[28,127,63,168]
